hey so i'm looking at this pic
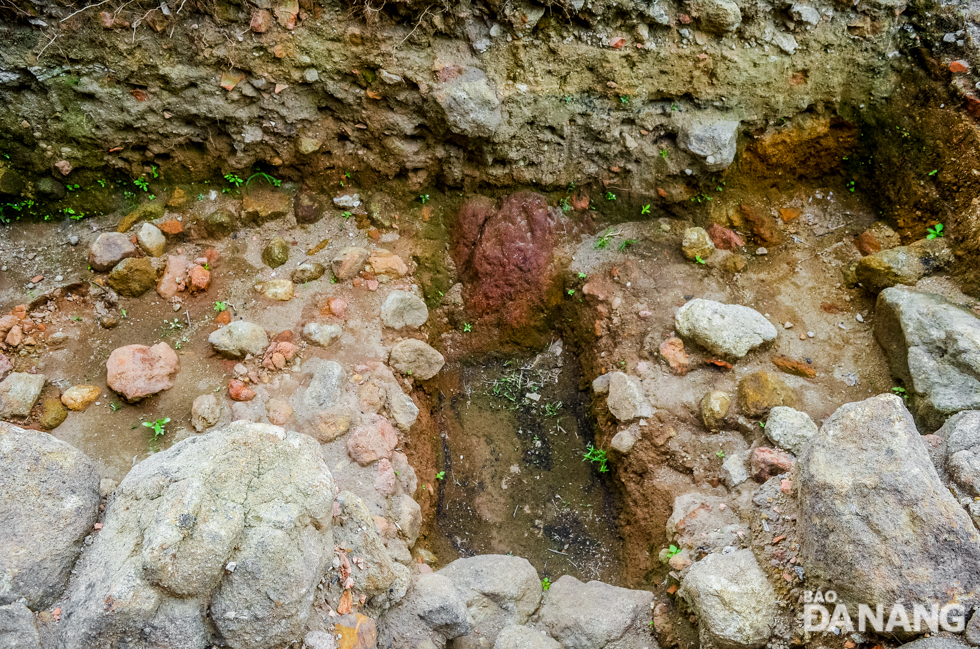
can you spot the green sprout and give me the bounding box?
[542,577,551,591]
[342,211,352,219]
[892,386,909,401]
[929,169,939,176]
[558,196,572,213]
[224,173,244,188]
[110,402,121,412]
[604,191,616,201]
[619,95,630,104]
[142,417,170,439]
[578,272,587,279]
[134,178,149,192]
[618,238,637,252]
[419,194,430,204]
[660,149,669,159]
[150,165,159,178]
[463,323,472,333]
[567,289,576,296]
[214,301,228,312]
[665,544,681,559]
[583,444,609,473]
[641,204,651,215]
[715,450,726,459]
[695,255,706,265]
[245,171,281,191]
[436,471,446,480]
[927,223,944,239]
[594,229,619,250]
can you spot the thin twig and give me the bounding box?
[36,34,59,59]
[60,0,111,22]
[398,4,433,46]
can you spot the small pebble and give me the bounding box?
[784,322,793,329]
[69,236,79,245]
[856,314,865,323]
[838,323,846,330]
[55,275,63,281]
[807,331,815,338]
[756,247,768,255]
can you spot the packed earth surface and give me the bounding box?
[5,0,980,647]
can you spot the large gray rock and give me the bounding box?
[381,290,429,330]
[764,406,817,455]
[938,410,980,495]
[678,549,778,649]
[0,602,40,649]
[390,339,445,380]
[675,299,777,360]
[301,360,345,411]
[89,232,137,272]
[59,422,337,649]
[439,555,542,649]
[0,372,46,419]
[678,119,740,172]
[432,67,502,139]
[0,423,99,609]
[666,492,743,552]
[494,625,562,649]
[606,372,653,421]
[379,573,472,648]
[798,394,980,613]
[208,321,269,359]
[533,576,653,649]
[875,286,980,429]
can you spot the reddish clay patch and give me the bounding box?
[854,231,881,256]
[706,223,744,250]
[771,354,817,378]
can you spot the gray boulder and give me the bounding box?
[875,286,980,429]
[0,602,40,649]
[798,394,980,613]
[764,406,817,455]
[381,290,429,330]
[606,372,653,421]
[390,339,445,380]
[938,411,980,495]
[666,492,743,552]
[432,67,502,139]
[303,322,342,348]
[439,555,542,649]
[678,119,740,172]
[857,239,953,293]
[208,321,269,359]
[494,625,562,649]
[301,360,345,412]
[679,549,778,649]
[89,232,137,272]
[0,372,46,419]
[0,423,99,609]
[533,575,652,649]
[59,422,337,649]
[379,573,472,648]
[675,299,777,360]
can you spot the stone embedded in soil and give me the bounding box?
[381,290,429,330]
[764,406,817,455]
[241,187,291,225]
[258,278,294,301]
[303,322,341,347]
[89,232,137,272]
[452,192,559,333]
[389,339,445,380]
[770,354,816,378]
[0,372,46,419]
[58,422,336,649]
[379,573,471,648]
[388,390,419,432]
[606,372,653,421]
[667,492,743,551]
[738,203,781,247]
[675,299,777,360]
[262,236,290,268]
[39,396,68,430]
[432,66,502,139]
[209,321,269,359]
[722,450,750,487]
[856,238,953,293]
[701,390,732,430]
[659,337,690,375]
[293,191,327,224]
[200,207,236,237]
[5,326,22,348]
[691,0,741,32]
[679,549,778,649]
[493,625,561,649]
[706,223,744,251]
[291,262,324,284]
[116,202,164,234]
[798,394,980,612]
[0,353,12,382]
[368,250,409,278]
[611,425,641,454]
[228,379,256,402]
[106,343,179,402]
[136,222,166,257]
[156,255,189,298]
[331,246,370,280]
[266,398,293,426]
[737,371,796,417]
[0,423,99,610]
[188,265,210,293]
[681,227,715,261]
[107,257,158,298]
[875,286,980,429]
[347,414,399,466]
[678,118,740,171]
[191,394,223,432]
[534,575,653,649]
[750,446,795,482]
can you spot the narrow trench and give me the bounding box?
[424,344,628,585]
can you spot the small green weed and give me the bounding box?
[604,191,616,201]
[892,386,908,401]
[715,450,726,459]
[224,173,244,189]
[142,417,170,439]
[641,204,651,215]
[463,323,472,333]
[436,471,446,480]
[594,229,619,250]
[419,194,430,204]
[245,172,281,191]
[583,444,609,473]
[660,149,669,159]
[542,577,551,591]
[214,301,227,312]
[927,223,944,239]
[134,178,149,192]
[665,544,681,559]
[695,255,707,265]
